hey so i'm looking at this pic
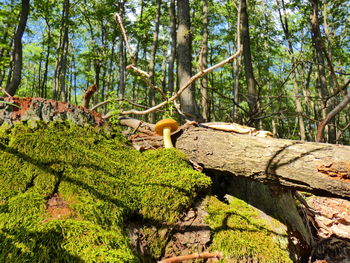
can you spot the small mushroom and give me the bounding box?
[154,118,179,148]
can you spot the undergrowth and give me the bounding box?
[0,121,211,262]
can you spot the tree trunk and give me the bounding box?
[310,0,333,143]
[148,0,161,123]
[240,0,258,124]
[200,0,209,122]
[119,36,125,99]
[60,0,69,102]
[6,0,30,96]
[176,0,200,120]
[53,0,69,102]
[175,127,350,199]
[277,0,306,141]
[167,0,176,95]
[41,20,51,98]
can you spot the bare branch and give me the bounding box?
[120,48,242,116]
[114,14,166,99]
[0,87,12,98]
[158,252,222,263]
[111,7,242,118]
[91,98,150,112]
[126,64,166,98]
[316,89,350,142]
[114,13,136,65]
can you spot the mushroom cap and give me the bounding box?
[154,118,179,135]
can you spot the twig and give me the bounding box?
[126,65,166,98]
[118,48,241,116]
[158,252,222,263]
[110,6,242,118]
[0,87,12,98]
[91,98,150,112]
[114,13,136,65]
[114,14,166,99]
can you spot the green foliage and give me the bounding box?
[0,121,211,262]
[206,196,291,263]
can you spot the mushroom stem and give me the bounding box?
[163,127,173,148]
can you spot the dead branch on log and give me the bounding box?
[158,252,222,263]
[82,84,97,108]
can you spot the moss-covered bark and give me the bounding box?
[0,121,211,262]
[0,121,298,262]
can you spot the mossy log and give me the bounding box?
[0,96,105,127]
[173,127,350,200]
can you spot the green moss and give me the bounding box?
[0,121,211,262]
[206,196,292,263]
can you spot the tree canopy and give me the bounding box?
[1,0,349,143]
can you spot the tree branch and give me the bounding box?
[158,252,222,263]
[119,48,242,116]
[114,13,136,65]
[109,9,242,119]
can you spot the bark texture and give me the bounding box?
[6,0,30,96]
[240,0,258,123]
[176,0,200,120]
[0,97,105,127]
[175,127,350,199]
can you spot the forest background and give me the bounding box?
[0,0,349,144]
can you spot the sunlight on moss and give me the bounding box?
[0,121,211,262]
[206,196,292,263]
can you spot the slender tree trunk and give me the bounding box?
[200,0,209,122]
[148,0,161,123]
[118,1,126,99]
[240,0,258,124]
[177,0,200,120]
[167,0,176,95]
[277,0,306,140]
[6,0,30,96]
[53,0,69,101]
[310,0,330,142]
[60,0,69,102]
[119,37,125,98]
[42,21,51,98]
[231,2,242,122]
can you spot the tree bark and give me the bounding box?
[53,0,69,102]
[167,0,176,95]
[175,127,350,199]
[310,0,334,143]
[200,0,209,122]
[148,0,161,123]
[177,0,200,120]
[277,0,306,141]
[6,0,30,96]
[240,0,258,124]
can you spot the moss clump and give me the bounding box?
[0,121,211,262]
[206,196,292,263]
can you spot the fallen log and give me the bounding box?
[174,127,350,200]
[124,120,350,200]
